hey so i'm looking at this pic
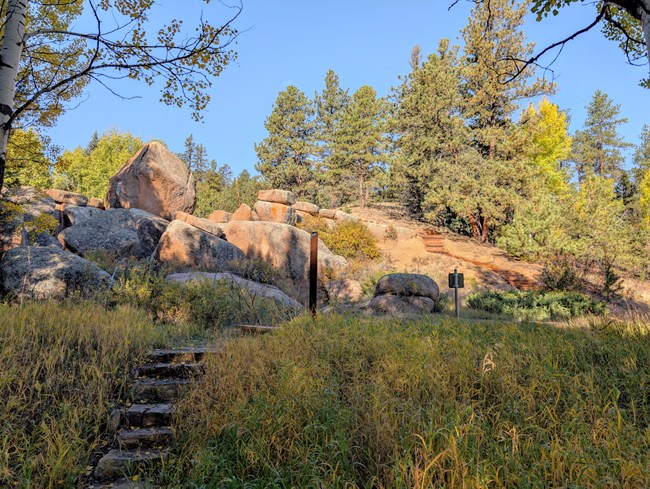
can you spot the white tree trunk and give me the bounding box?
[0,0,27,191]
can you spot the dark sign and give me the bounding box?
[448,271,464,289]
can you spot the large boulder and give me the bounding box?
[223,221,347,299]
[46,189,88,206]
[0,246,110,300]
[58,208,168,260]
[257,189,296,205]
[253,201,297,225]
[334,210,359,223]
[319,209,337,219]
[156,220,244,270]
[293,201,319,216]
[166,272,303,310]
[105,141,196,219]
[369,295,437,315]
[374,273,440,301]
[370,273,440,316]
[62,205,104,228]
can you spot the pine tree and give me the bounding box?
[194,144,209,182]
[314,70,349,206]
[391,40,465,220]
[571,90,631,181]
[632,124,650,184]
[332,85,386,208]
[452,0,552,241]
[181,135,197,171]
[254,86,316,198]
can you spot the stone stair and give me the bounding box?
[84,347,211,488]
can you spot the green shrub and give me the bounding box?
[540,254,581,291]
[107,264,296,327]
[322,221,380,260]
[384,224,398,241]
[467,289,606,321]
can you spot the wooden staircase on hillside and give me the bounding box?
[420,229,539,290]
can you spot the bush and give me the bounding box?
[466,289,606,321]
[107,263,296,327]
[297,215,380,260]
[540,254,580,291]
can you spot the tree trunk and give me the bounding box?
[468,212,480,240]
[0,0,28,191]
[358,161,364,209]
[481,216,489,242]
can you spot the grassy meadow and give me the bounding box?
[1,300,648,488]
[168,315,649,488]
[0,302,201,488]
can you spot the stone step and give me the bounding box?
[94,448,168,480]
[136,362,204,379]
[125,403,176,428]
[117,427,174,449]
[148,347,214,364]
[132,378,191,402]
[238,324,278,334]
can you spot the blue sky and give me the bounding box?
[45,0,649,175]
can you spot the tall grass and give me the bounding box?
[169,315,650,488]
[0,302,194,488]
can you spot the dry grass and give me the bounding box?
[167,315,650,488]
[0,301,196,488]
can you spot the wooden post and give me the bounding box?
[309,231,318,318]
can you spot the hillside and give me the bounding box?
[350,202,650,313]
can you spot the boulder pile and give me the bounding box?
[0,143,358,305]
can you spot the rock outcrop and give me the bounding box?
[257,189,296,205]
[370,273,439,315]
[105,142,196,219]
[0,246,110,300]
[58,208,168,260]
[293,201,319,216]
[1,187,57,253]
[166,272,303,310]
[156,220,244,270]
[252,201,297,225]
[172,211,225,238]
[223,221,346,300]
[46,189,88,206]
[62,205,104,228]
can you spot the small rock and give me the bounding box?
[173,211,225,238]
[88,197,105,209]
[208,210,232,223]
[231,203,252,221]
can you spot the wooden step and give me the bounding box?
[132,378,191,402]
[125,403,175,428]
[117,427,174,449]
[136,362,204,379]
[94,449,168,480]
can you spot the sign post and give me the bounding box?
[309,231,318,318]
[448,268,464,318]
